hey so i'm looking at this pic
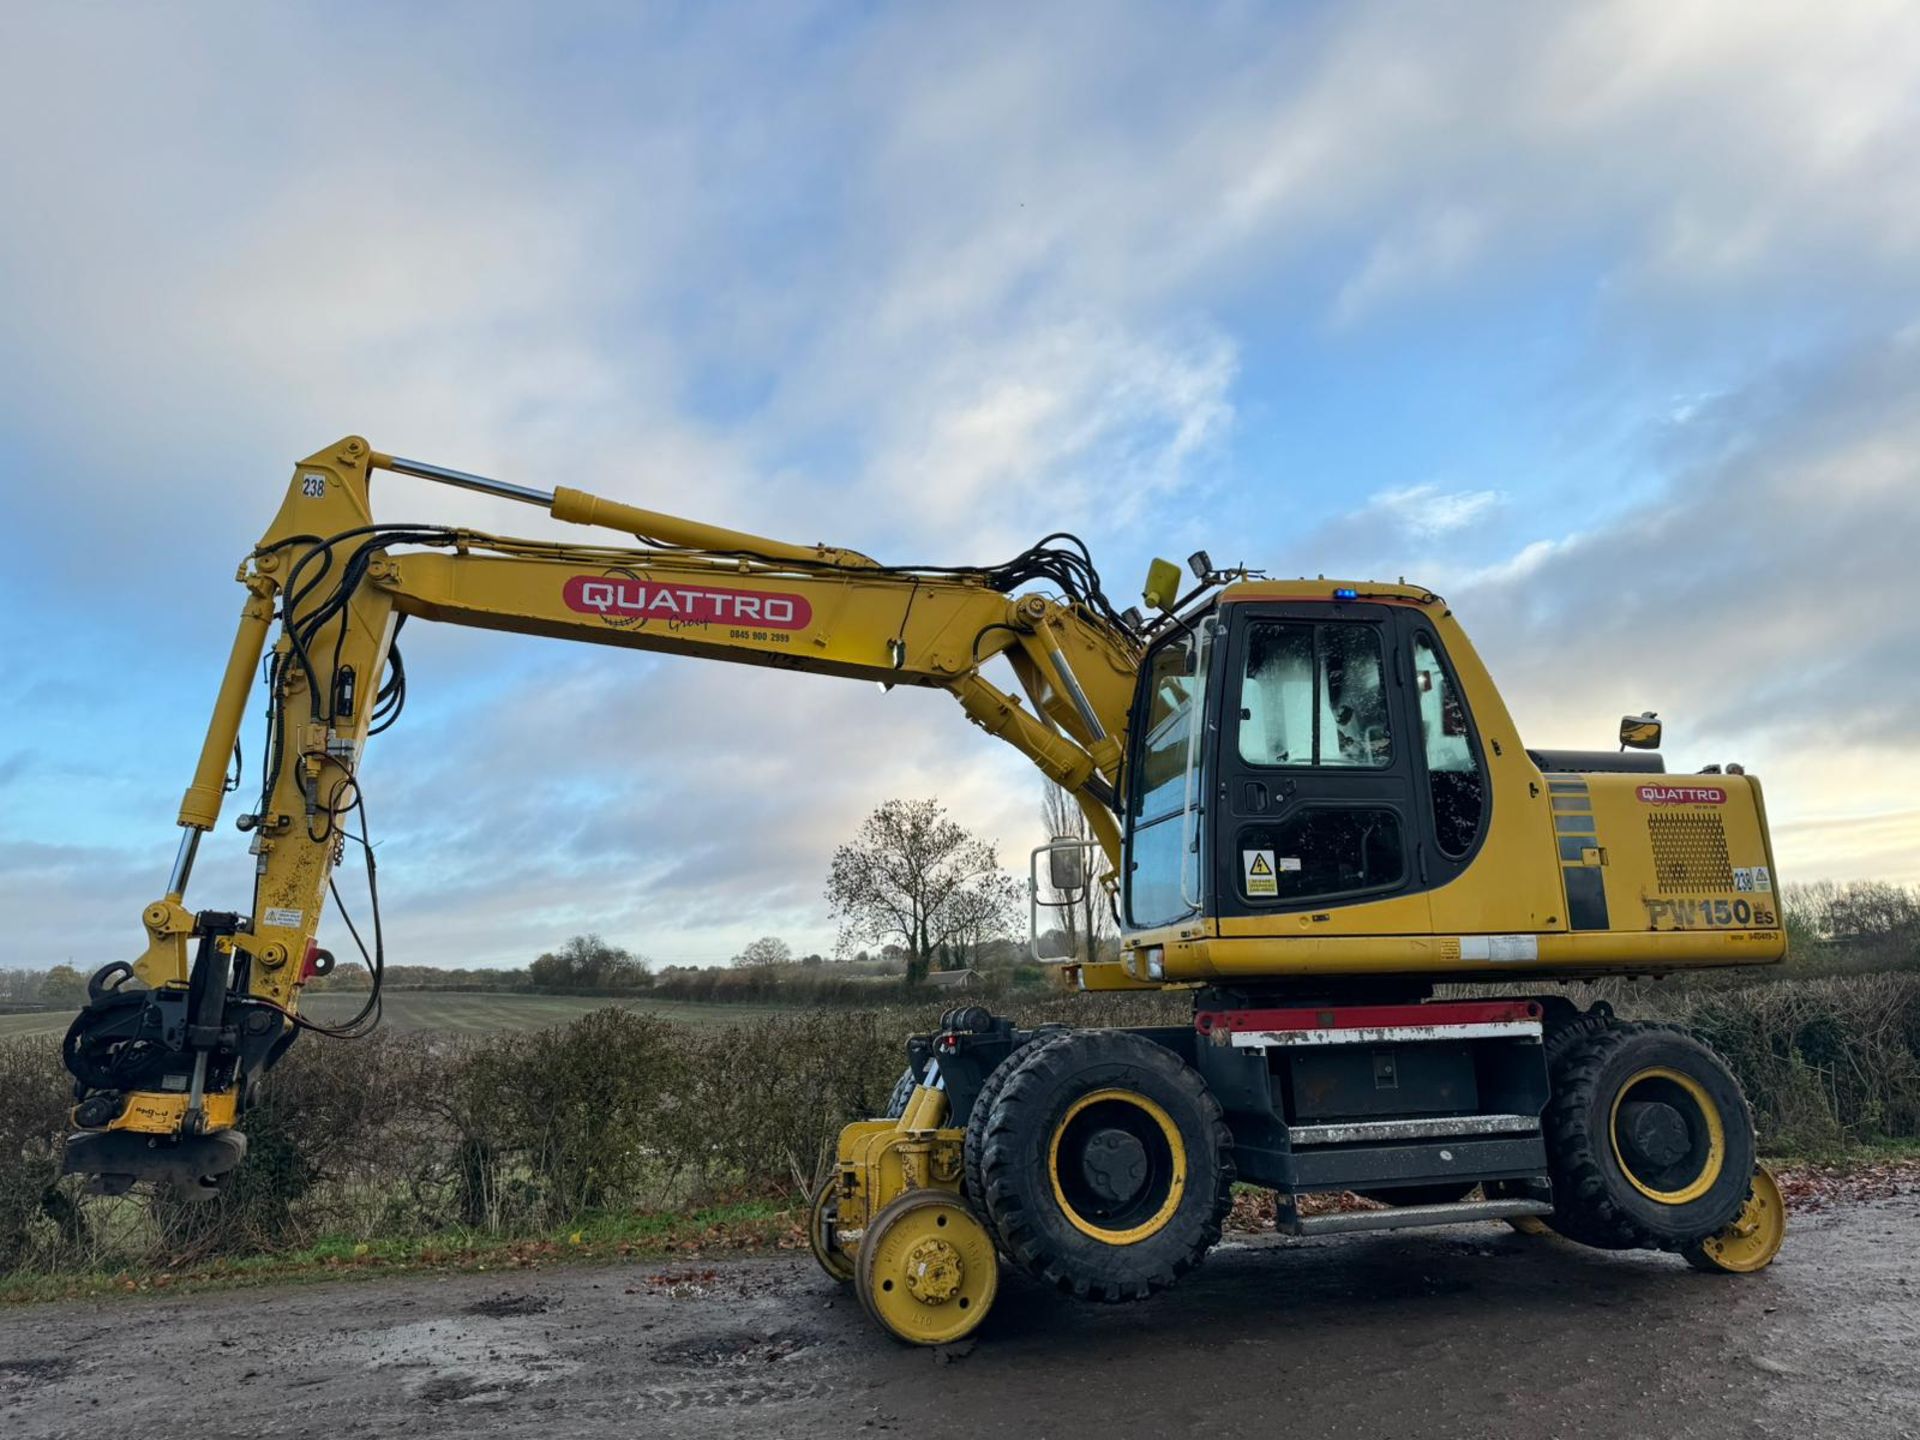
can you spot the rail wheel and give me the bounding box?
[979,1029,1233,1302]
[855,1189,998,1345]
[1684,1163,1786,1274]
[1543,1023,1758,1252]
[807,1178,854,1284]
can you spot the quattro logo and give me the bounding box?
[1637,784,1727,805]
[564,575,813,630]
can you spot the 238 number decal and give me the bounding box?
[301,473,327,498]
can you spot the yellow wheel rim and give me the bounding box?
[856,1190,997,1346]
[1048,1088,1187,1246]
[1609,1066,1725,1205]
[808,1179,855,1284]
[1687,1164,1787,1274]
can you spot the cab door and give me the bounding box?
[1210,603,1421,920]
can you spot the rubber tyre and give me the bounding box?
[963,1029,1070,1252]
[883,1067,918,1120]
[1543,1023,1756,1252]
[979,1029,1234,1302]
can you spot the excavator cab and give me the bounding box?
[1091,577,1785,990]
[1123,590,1490,937]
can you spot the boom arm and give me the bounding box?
[63,437,1143,1189]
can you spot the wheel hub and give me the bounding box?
[1617,1100,1689,1170]
[903,1237,964,1304]
[1080,1127,1149,1206]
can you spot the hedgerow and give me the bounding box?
[3,976,1914,1276]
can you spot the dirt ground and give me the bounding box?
[3,1192,1916,1440]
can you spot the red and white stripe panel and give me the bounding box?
[1195,999,1544,1049]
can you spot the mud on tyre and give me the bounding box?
[978,1029,1234,1302]
[1543,1022,1756,1251]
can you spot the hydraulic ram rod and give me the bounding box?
[370,452,873,568]
[375,453,556,507]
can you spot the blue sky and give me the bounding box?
[3,2,1918,968]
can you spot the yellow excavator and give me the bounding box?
[60,438,1789,1344]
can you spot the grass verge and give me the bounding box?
[13,1147,1920,1307]
[0,1199,801,1305]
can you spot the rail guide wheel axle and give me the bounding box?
[856,1189,999,1345]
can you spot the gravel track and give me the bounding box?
[3,1192,1915,1440]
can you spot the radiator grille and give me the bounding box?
[1648,812,1733,894]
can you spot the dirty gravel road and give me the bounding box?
[4,1193,1915,1440]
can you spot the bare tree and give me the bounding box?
[939,873,1023,969]
[731,935,793,969]
[1039,782,1116,962]
[826,798,1018,985]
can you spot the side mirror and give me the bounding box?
[1048,843,1086,893]
[1030,839,1098,963]
[1619,712,1662,750]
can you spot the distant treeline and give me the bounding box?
[5,880,1913,1010]
[309,961,1047,1006]
[300,931,1050,1003]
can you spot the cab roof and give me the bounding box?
[1214,578,1443,607]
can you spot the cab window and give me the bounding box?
[1237,622,1391,769]
[1131,635,1199,821]
[1412,632,1485,857]
[1126,628,1207,927]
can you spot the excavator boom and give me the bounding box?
[63,436,1143,1192]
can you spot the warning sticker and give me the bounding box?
[1243,850,1278,897]
[1459,935,1540,963]
[262,907,303,930]
[1752,866,1771,892]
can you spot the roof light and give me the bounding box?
[1332,587,1357,601]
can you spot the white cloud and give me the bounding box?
[1333,207,1491,328]
[864,317,1237,547]
[1370,483,1502,539]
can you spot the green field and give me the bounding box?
[0,991,801,1040]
